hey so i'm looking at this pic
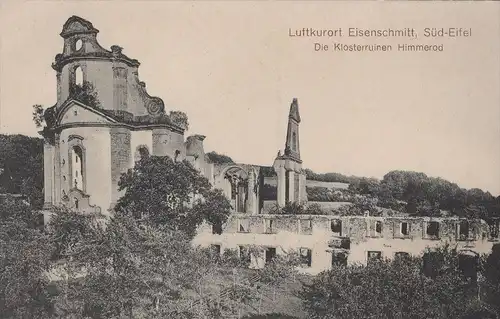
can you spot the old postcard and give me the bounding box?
[0,1,499,318]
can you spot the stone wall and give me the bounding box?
[110,128,131,208]
[193,213,497,274]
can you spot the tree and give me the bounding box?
[114,155,232,238]
[483,244,500,316]
[0,134,44,208]
[0,200,56,318]
[48,210,273,319]
[48,210,210,318]
[69,81,101,109]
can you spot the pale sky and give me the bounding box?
[0,1,499,195]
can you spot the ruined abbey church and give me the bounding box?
[41,16,305,217]
[41,16,498,274]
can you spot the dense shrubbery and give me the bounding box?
[1,156,302,318]
[302,244,500,319]
[0,134,44,209]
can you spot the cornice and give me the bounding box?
[52,53,140,72]
[53,122,185,134]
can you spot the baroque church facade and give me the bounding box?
[41,16,306,219]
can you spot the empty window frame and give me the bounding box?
[300,219,312,234]
[211,244,221,256]
[394,252,410,261]
[400,222,410,236]
[367,251,382,264]
[458,220,470,240]
[238,245,251,264]
[300,248,312,267]
[375,221,383,235]
[212,222,223,235]
[264,219,275,233]
[332,251,348,267]
[265,247,276,264]
[426,221,440,238]
[238,219,249,233]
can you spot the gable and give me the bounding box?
[65,21,87,34]
[59,103,113,126]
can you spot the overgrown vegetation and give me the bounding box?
[0,134,44,209]
[302,244,500,319]
[0,155,303,318]
[205,151,234,165]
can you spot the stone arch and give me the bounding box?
[134,144,150,162]
[75,66,83,86]
[68,137,87,193]
[69,63,86,89]
[221,165,249,213]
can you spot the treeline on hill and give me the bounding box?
[257,167,500,220]
[306,171,500,220]
[0,134,44,209]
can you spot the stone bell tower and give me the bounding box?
[273,98,307,206]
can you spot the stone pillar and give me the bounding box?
[277,165,286,206]
[53,134,62,204]
[43,140,55,208]
[288,170,295,203]
[56,72,62,106]
[299,173,307,203]
[247,171,257,215]
[152,128,171,157]
[110,128,131,209]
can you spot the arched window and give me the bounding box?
[292,132,297,151]
[72,146,84,190]
[174,150,180,162]
[75,66,83,86]
[74,198,79,209]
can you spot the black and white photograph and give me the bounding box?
[0,1,499,318]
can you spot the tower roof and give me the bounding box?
[60,16,99,38]
[289,98,301,123]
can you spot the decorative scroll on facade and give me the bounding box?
[132,73,165,116]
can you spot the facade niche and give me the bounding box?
[71,145,84,190]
